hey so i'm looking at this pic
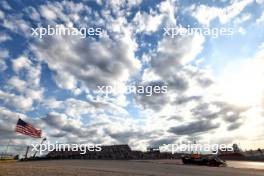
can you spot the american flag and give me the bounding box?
[15,118,42,138]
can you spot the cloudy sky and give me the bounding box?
[0,0,264,152]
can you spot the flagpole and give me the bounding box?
[25,146,29,159]
[15,116,44,159]
[4,139,11,158]
[33,137,47,158]
[15,116,29,159]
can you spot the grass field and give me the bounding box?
[0,159,17,163]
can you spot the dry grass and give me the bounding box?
[0,161,143,176]
[0,159,17,164]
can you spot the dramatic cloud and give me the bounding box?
[168,120,220,135]
[0,90,33,111]
[31,35,141,91]
[191,0,253,26]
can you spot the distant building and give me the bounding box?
[244,148,264,157]
[218,143,264,161]
[46,144,179,160]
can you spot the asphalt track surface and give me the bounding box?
[0,160,263,176]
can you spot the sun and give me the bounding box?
[219,58,264,107]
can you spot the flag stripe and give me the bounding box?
[16,125,41,138]
[15,119,42,138]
